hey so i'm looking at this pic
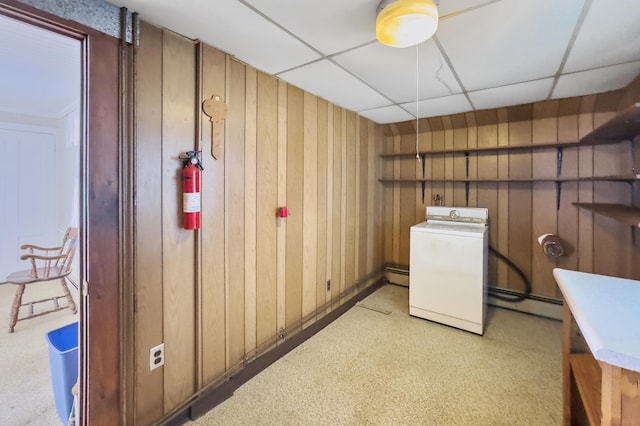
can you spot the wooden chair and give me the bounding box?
[5,227,78,332]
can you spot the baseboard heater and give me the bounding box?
[487,287,562,320]
[384,264,563,321]
[383,263,409,287]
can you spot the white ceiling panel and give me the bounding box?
[245,0,377,56]
[333,38,461,104]
[564,0,640,73]
[8,0,640,124]
[437,0,584,91]
[469,78,554,111]
[112,0,321,75]
[552,61,640,100]
[107,0,640,123]
[358,105,414,124]
[401,93,473,119]
[437,0,496,17]
[278,60,391,113]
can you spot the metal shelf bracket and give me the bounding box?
[557,147,564,177]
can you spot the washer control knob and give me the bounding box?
[449,209,460,219]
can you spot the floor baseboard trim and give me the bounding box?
[161,278,385,425]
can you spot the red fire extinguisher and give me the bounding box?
[180,151,203,230]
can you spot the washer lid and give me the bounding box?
[412,220,487,237]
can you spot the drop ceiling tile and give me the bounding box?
[564,0,640,73]
[79,0,640,123]
[279,60,391,113]
[358,105,414,124]
[400,94,473,119]
[469,78,554,110]
[438,0,496,17]
[553,62,640,100]
[245,0,376,55]
[111,0,320,75]
[333,39,461,105]
[437,0,584,91]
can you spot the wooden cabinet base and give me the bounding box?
[563,304,640,425]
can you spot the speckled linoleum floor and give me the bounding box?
[191,284,562,426]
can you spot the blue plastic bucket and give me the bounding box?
[46,322,78,424]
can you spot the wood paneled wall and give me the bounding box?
[133,22,384,424]
[382,84,640,300]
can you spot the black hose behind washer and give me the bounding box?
[488,246,532,303]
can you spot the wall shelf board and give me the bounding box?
[380,103,640,159]
[580,102,640,145]
[573,203,640,228]
[379,175,640,183]
[378,179,424,183]
[379,142,577,158]
[575,174,640,182]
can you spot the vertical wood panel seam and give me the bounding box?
[244,66,257,355]
[326,103,333,308]
[194,40,204,391]
[341,109,347,294]
[159,29,166,413]
[276,80,287,341]
[223,54,231,371]
[529,118,534,291]
[159,29,166,414]
[354,116,360,290]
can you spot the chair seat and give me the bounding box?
[6,267,70,285]
[6,226,78,332]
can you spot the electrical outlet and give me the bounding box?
[149,343,164,371]
[326,280,331,292]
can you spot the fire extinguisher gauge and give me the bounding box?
[179,150,204,171]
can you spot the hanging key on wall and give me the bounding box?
[202,94,228,159]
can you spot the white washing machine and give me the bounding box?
[409,206,488,335]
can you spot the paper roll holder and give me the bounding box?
[538,233,564,258]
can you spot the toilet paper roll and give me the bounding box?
[538,233,564,258]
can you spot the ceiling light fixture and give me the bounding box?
[376,0,439,48]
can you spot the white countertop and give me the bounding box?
[554,268,640,372]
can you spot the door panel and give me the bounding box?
[0,127,56,279]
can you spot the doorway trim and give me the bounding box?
[0,2,126,424]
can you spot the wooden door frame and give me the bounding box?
[0,2,125,424]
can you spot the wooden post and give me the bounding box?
[600,362,622,425]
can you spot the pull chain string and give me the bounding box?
[416,44,420,162]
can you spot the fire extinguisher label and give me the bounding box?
[183,193,201,213]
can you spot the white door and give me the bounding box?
[0,126,57,280]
